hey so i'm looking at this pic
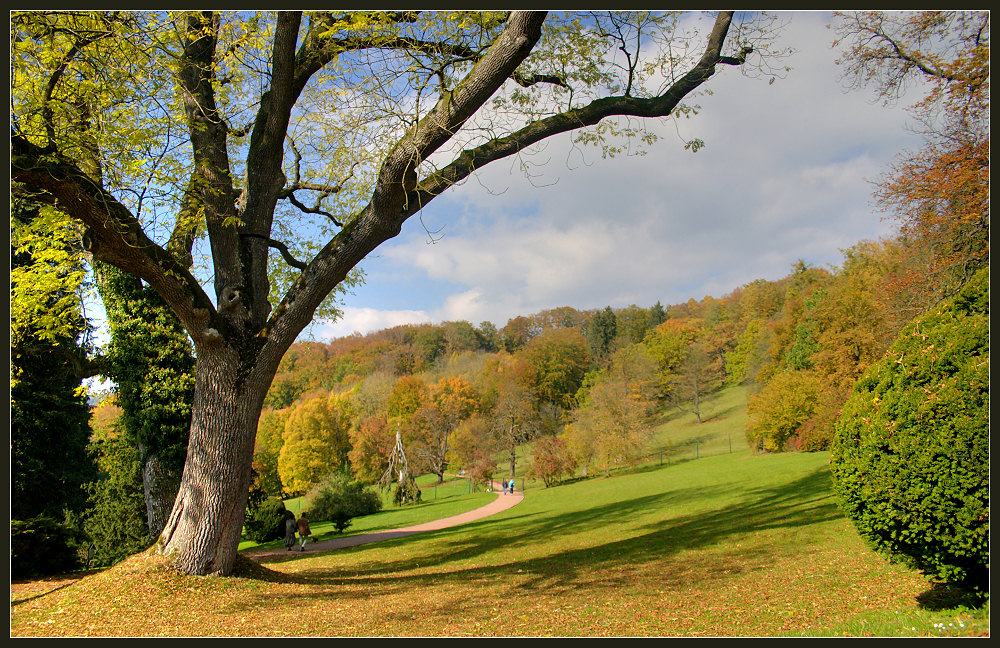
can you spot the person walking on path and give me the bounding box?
[508,479,515,495]
[297,513,312,551]
[283,510,297,551]
[248,478,524,562]
[502,478,508,494]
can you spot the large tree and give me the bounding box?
[833,10,989,306]
[12,10,772,575]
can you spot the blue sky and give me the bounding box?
[76,11,928,355]
[312,11,926,340]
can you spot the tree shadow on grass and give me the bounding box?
[237,465,841,610]
[915,583,987,611]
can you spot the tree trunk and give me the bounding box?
[142,455,182,542]
[155,344,271,575]
[693,377,702,423]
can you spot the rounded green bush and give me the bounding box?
[243,497,288,543]
[307,472,382,533]
[830,268,989,595]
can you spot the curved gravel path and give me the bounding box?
[247,481,523,562]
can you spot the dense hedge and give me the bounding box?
[307,472,383,533]
[243,497,289,543]
[11,517,84,579]
[830,268,989,595]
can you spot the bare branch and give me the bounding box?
[512,71,571,90]
[283,191,344,227]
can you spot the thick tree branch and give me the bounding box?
[238,233,308,271]
[178,11,241,308]
[16,344,106,381]
[409,11,741,212]
[11,133,219,346]
[166,173,202,270]
[240,11,304,329]
[372,11,549,215]
[512,71,571,90]
[257,11,549,351]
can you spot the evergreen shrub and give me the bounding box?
[307,472,382,533]
[84,433,151,567]
[830,268,989,596]
[243,497,288,543]
[11,516,83,579]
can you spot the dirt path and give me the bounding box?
[247,481,524,563]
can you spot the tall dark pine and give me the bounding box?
[587,306,618,363]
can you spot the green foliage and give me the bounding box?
[520,327,589,409]
[10,204,97,521]
[98,263,195,474]
[10,204,88,362]
[724,318,766,385]
[586,306,617,362]
[10,517,84,580]
[243,497,289,544]
[615,304,654,345]
[305,472,383,533]
[393,474,423,507]
[443,320,485,354]
[784,321,819,370]
[10,343,96,521]
[746,369,822,452]
[830,268,989,596]
[565,344,659,477]
[648,301,667,327]
[84,433,151,567]
[413,326,447,365]
[643,318,699,393]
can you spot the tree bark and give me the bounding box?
[509,435,517,479]
[143,455,182,541]
[155,343,275,575]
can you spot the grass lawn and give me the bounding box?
[10,387,987,637]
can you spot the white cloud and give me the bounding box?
[315,306,432,339]
[314,12,926,341]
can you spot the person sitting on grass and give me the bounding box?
[297,512,312,552]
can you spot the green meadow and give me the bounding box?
[10,387,987,637]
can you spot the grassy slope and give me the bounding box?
[10,387,987,637]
